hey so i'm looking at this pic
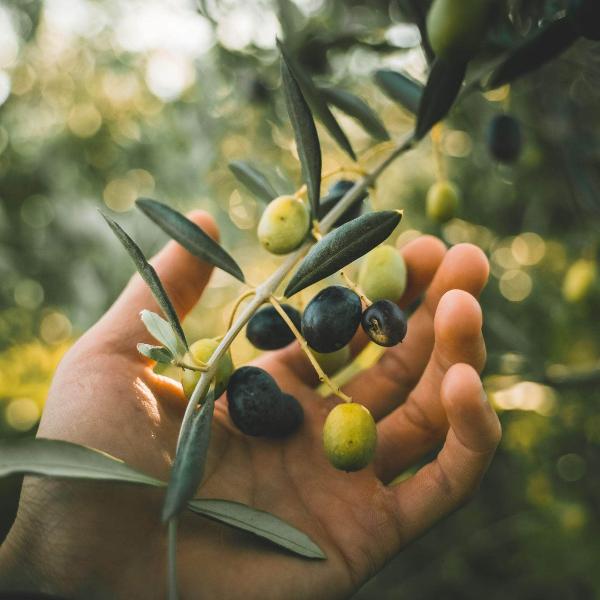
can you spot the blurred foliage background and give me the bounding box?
[0,0,599,597]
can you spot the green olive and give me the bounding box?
[358,245,407,303]
[181,338,234,399]
[562,259,597,303]
[257,195,310,255]
[426,180,460,223]
[323,403,377,472]
[426,0,493,60]
[312,345,351,376]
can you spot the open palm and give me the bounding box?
[0,212,501,600]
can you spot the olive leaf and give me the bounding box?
[280,54,322,218]
[487,17,579,89]
[373,69,424,115]
[137,342,175,364]
[320,86,389,141]
[0,438,166,487]
[277,39,356,161]
[284,210,402,297]
[162,387,216,522]
[101,213,188,351]
[140,310,184,358]
[415,58,467,140]
[188,499,326,559]
[228,160,278,203]
[136,198,245,283]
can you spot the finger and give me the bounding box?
[375,290,486,482]
[276,235,447,384]
[390,364,501,542]
[95,210,219,355]
[341,243,489,418]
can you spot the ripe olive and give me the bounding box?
[323,402,377,472]
[181,338,233,399]
[246,304,301,350]
[426,0,493,60]
[361,300,407,347]
[226,366,303,437]
[567,0,600,41]
[301,286,362,353]
[426,180,460,223]
[358,245,407,303]
[317,179,367,227]
[258,195,310,255]
[312,345,351,376]
[562,259,597,303]
[487,114,522,163]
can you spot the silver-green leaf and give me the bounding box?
[373,69,423,115]
[101,212,188,351]
[137,342,175,364]
[188,499,326,559]
[0,438,165,487]
[285,210,402,297]
[140,310,183,358]
[136,198,245,283]
[229,160,278,203]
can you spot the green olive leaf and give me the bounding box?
[101,212,188,351]
[228,160,279,203]
[373,69,424,115]
[137,342,175,364]
[162,387,216,522]
[277,39,356,161]
[188,499,326,559]
[0,438,166,487]
[136,198,245,283]
[487,17,579,89]
[280,54,322,218]
[320,86,389,141]
[415,57,467,140]
[140,310,184,358]
[284,210,402,297]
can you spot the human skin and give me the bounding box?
[0,211,501,599]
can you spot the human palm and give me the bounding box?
[0,212,501,599]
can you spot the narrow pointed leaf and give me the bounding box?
[280,57,322,217]
[136,198,245,283]
[162,388,215,522]
[137,342,174,364]
[101,213,188,350]
[320,86,389,141]
[487,17,578,89]
[140,310,183,357]
[285,210,402,297]
[229,160,278,203]
[0,438,165,487]
[188,499,326,559]
[277,40,356,161]
[415,58,467,140]
[373,69,424,115]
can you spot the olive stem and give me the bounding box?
[226,289,257,331]
[269,295,352,403]
[175,361,208,372]
[340,271,372,307]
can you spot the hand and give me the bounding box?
[0,212,501,599]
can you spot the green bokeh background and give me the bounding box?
[0,0,599,597]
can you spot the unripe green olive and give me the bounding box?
[427,0,493,60]
[426,180,460,223]
[323,403,377,472]
[311,345,351,376]
[562,259,597,303]
[258,195,310,255]
[358,245,407,303]
[181,338,234,399]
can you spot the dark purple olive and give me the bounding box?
[246,304,301,350]
[487,114,522,164]
[361,300,407,347]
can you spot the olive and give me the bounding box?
[246,304,301,350]
[361,300,407,347]
[358,245,407,303]
[487,114,522,163]
[317,179,367,227]
[567,0,600,41]
[258,195,310,255]
[323,402,377,472]
[312,345,351,376]
[426,0,493,60]
[426,180,460,223]
[301,286,362,353]
[562,259,597,303]
[226,366,303,437]
[181,338,233,399]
